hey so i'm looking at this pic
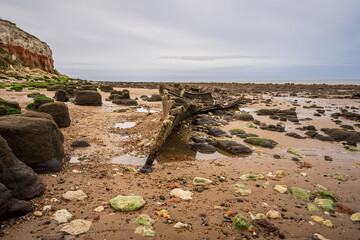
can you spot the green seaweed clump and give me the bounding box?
[3,106,20,115]
[233,214,251,229]
[315,198,335,212]
[287,148,303,158]
[313,190,337,201]
[289,187,311,201]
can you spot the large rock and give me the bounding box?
[244,138,278,148]
[100,85,113,92]
[38,102,71,128]
[0,136,45,199]
[325,129,360,142]
[210,140,253,155]
[190,143,216,153]
[0,183,32,221]
[234,113,254,121]
[148,94,161,102]
[54,89,70,102]
[74,91,102,106]
[0,114,65,173]
[109,195,146,211]
[112,99,138,106]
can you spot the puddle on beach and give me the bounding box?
[111,155,149,165]
[113,122,136,129]
[238,107,256,112]
[137,107,159,113]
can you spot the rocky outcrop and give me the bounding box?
[0,19,54,73]
[38,102,71,128]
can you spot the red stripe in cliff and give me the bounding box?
[0,43,54,73]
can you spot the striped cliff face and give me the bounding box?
[0,19,54,73]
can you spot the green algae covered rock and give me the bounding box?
[289,187,311,201]
[333,174,346,181]
[109,195,146,211]
[350,212,360,222]
[134,214,156,237]
[315,198,335,212]
[313,190,337,201]
[233,214,251,229]
[240,174,265,181]
[232,184,252,196]
[307,203,318,211]
[287,148,303,158]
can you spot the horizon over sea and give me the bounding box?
[92,78,360,85]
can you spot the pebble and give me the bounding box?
[33,211,42,217]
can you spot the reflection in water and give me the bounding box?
[111,155,149,165]
[137,107,159,113]
[196,151,229,161]
[113,122,136,129]
[238,107,256,112]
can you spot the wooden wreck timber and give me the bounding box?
[140,86,244,173]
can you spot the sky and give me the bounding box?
[1,0,360,82]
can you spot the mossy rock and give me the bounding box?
[307,203,318,211]
[230,129,245,135]
[135,214,155,227]
[26,102,36,111]
[315,198,335,212]
[244,138,278,148]
[313,190,337,201]
[109,195,146,211]
[27,92,42,98]
[34,95,54,109]
[3,106,21,115]
[233,214,251,229]
[240,174,265,181]
[0,98,20,111]
[289,187,311,201]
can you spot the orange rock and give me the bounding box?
[170,183,178,189]
[225,211,234,217]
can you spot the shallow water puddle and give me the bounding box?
[111,155,149,165]
[136,107,159,113]
[196,151,230,161]
[113,122,136,129]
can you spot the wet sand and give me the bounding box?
[0,87,360,240]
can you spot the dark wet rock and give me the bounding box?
[273,154,281,159]
[304,125,317,131]
[0,98,21,111]
[285,132,306,139]
[279,116,287,121]
[340,125,354,130]
[140,95,149,101]
[269,115,279,120]
[111,89,130,100]
[0,106,7,115]
[324,156,333,161]
[208,128,226,137]
[257,109,296,116]
[346,140,357,146]
[229,129,245,135]
[237,133,259,138]
[190,136,207,143]
[38,102,71,128]
[190,143,216,153]
[22,111,54,121]
[0,136,45,199]
[314,134,333,142]
[244,138,278,148]
[351,92,360,99]
[234,113,254,121]
[266,124,285,132]
[70,140,90,148]
[74,91,102,106]
[148,94,161,102]
[0,114,65,173]
[54,89,69,102]
[252,120,261,125]
[47,85,63,91]
[112,99,138,106]
[27,92,42,99]
[0,183,33,221]
[100,85,113,92]
[325,129,360,142]
[287,116,299,122]
[193,116,216,126]
[210,140,253,155]
[305,131,318,138]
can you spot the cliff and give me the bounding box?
[0,19,54,73]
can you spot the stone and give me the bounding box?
[287,148,303,158]
[244,138,278,148]
[0,183,32,221]
[274,185,287,194]
[234,113,254,121]
[38,102,71,128]
[74,91,102,106]
[53,209,73,223]
[135,214,155,227]
[0,114,64,173]
[350,212,360,222]
[148,94,161,102]
[232,184,251,196]
[307,203,318,211]
[112,99,138,106]
[134,214,156,237]
[135,226,156,237]
[0,136,45,200]
[315,198,335,212]
[193,177,212,185]
[62,190,88,201]
[170,189,193,200]
[312,233,330,240]
[54,89,69,102]
[60,219,91,235]
[313,190,336,201]
[240,174,265,181]
[190,143,216,153]
[233,214,251,229]
[208,128,226,137]
[109,195,146,211]
[33,210,42,217]
[289,187,311,201]
[70,140,90,148]
[100,85,113,92]
[266,210,282,219]
[93,206,104,212]
[210,140,253,155]
[174,222,188,229]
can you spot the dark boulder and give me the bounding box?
[112,99,138,106]
[193,116,216,126]
[38,102,71,128]
[244,138,278,148]
[70,140,90,148]
[210,140,253,155]
[54,89,70,102]
[74,91,102,106]
[234,113,254,121]
[148,94,161,102]
[285,132,306,139]
[140,95,149,101]
[305,131,318,138]
[340,124,355,130]
[190,136,207,143]
[0,183,32,221]
[100,85,113,92]
[325,129,360,142]
[0,114,65,173]
[190,143,216,153]
[208,128,226,137]
[0,136,45,199]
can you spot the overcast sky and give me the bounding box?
[1,0,360,82]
